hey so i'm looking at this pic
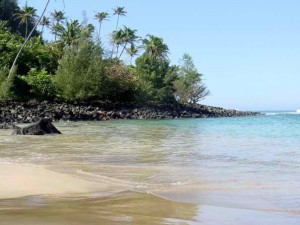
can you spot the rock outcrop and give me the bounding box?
[12,119,62,135]
[0,101,260,123]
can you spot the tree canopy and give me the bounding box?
[0,1,210,104]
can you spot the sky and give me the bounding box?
[19,0,300,111]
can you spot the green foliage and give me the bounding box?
[56,20,82,46]
[0,22,23,68]
[55,20,95,47]
[0,66,32,101]
[143,35,169,60]
[111,26,138,59]
[20,36,59,75]
[0,1,210,105]
[0,66,15,100]
[132,35,178,103]
[0,24,58,75]
[174,53,210,104]
[22,68,56,100]
[113,6,127,30]
[54,40,106,101]
[134,51,177,103]
[103,60,136,102]
[13,2,38,38]
[94,11,109,38]
[50,10,66,41]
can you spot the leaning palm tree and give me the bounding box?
[94,12,109,39]
[112,6,126,31]
[8,0,51,80]
[143,35,169,60]
[40,16,50,35]
[50,10,66,41]
[118,26,138,59]
[14,3,37,38]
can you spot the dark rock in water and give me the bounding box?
[12,119,62,135]
[0,123,18,130]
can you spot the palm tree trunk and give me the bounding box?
[8,0,51,80]
[54,25,57,41]
[118,43,127,59]
[25,20,28,39]
[115,15,119,31]
[98,22,102,39]
[116,45,120,58]
[111,46,114,59]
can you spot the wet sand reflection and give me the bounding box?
[0,191,198,225]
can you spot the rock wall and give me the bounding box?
[0,101,259,123]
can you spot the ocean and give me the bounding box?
[0,112,299,224]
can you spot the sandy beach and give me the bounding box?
[0,163,299,225]
[0,163,111,199]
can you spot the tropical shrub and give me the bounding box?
[22,68,56,100]
[54,40,106,101]
[0,66,25,100]
[20,37,59,75]
[174,54,210,104]
[0,22,23,70]
[103,60,136,102]
[134,54,177,103]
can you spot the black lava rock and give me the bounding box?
[12,119,62,135]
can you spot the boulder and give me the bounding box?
[12,119,62,135]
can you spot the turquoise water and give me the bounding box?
[0,112,300,223]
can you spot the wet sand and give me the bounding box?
[0,163,299,225]
[0,191,299,225]
[0,163,121,199]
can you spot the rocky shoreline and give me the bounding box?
[0,101,259,124]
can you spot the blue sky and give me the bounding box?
[19,0,300,111]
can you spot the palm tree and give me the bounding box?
[8,0,51,80]
[50,10,66,41]
[126,44,139,65]
[94,12,109,39]
[111,29,124,58]
[81,23,95,39]
[40,16,50,35]
[143,35,169,60]
[51,10,65,24]
[112,6,126,31]
[118,26,138,59]
[57,20,82,46]
[111,7,126,58]
[14,3,37,38]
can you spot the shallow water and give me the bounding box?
[0,113,300,224]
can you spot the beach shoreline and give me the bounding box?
[0,163,298,225]
[0,161,299,224]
